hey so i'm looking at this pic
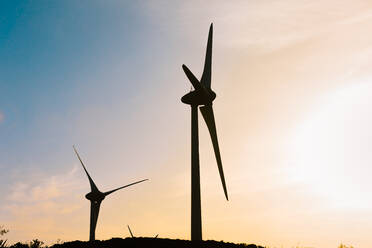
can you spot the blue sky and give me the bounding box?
[0,1,168,174]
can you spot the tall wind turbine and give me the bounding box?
[181,23,228,241]
[73,146,148,241]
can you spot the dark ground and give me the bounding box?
[47,238,264,248]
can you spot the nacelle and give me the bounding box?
[85,191,105,202]
[181,89,216,106]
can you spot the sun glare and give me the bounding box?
[287,81,372,209]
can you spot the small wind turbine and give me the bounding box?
[127,225,159,238]
[181,23,228,241]
[73,146,148,241]
[127,225,134,238]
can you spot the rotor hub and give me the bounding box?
[85,191,105,202]
[181,90,216,106]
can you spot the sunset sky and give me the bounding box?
[2,1,372,247]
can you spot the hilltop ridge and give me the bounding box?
[49,237,264,248]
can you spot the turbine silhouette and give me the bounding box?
[73,146,148,241]
[181,23,228,241]
[127,225,158,238]
[127,225,134,238]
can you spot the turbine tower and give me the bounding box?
[73,146,148,241]
[181,23,228,241]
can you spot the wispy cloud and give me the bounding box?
[7,165,80,203]
[1,165,86,244]
[144,0,372,52]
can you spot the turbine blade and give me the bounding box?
[182,64,211,101]
[127,225,134,238]
[182,64,203,91]
[90,201,101,240]
[103,179,148,196]
[73,146,99,192]
[201,23,213,89]
[200,105,228,200]
[154,234,159,238]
